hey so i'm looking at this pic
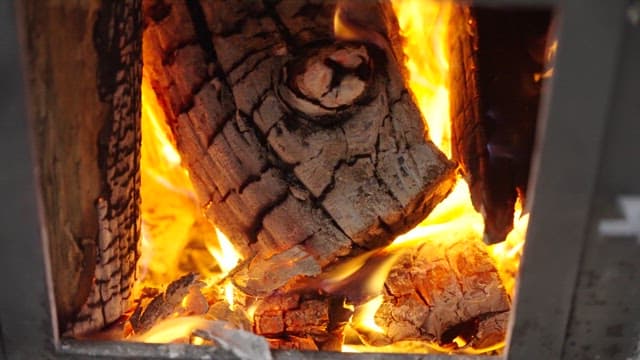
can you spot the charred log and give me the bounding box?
[129,273,204,333]
[23,0,142,334]
[359,239,510,349]
[143,0,456,290]
[450,5,550,244]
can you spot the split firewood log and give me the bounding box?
[449,5,549,244]
[143,0,456,290]
[356,238,510,350]
[23,0,142,334]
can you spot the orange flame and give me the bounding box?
[394,0,452,157]
[133,316,210,343]
[137,73,243,307]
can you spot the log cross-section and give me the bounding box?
[143,0,456,292]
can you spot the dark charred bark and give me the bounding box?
[450,5,550,244]
[23,0,142,335]
[143,0,456,291]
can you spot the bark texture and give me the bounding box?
[361,239,510,349]
[448,5,496,243]
[450,5,549,244]
[23,0,142,334]
[143,0,456,290]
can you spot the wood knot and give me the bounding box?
[277,43,377,125]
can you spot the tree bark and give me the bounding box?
[22,0,142,335]
[143,0,456,293]
[448,5,500,244]
[450,5,549,244]
[358,238,510,349]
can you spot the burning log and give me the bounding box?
[22,0,142,334]
[142,0,456,291]
[357,238,510,350]
[449,5,549,244]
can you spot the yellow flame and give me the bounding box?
[137,72,243,310]
[393,0,452,157]
[137,0,530,354]
[133,316,210,343]
[207,228,240,275]
[136,78,199,293]
[488,203,530,296]
[207,228,241,308]
[353,295,385,334]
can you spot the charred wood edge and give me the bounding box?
[128,273,202,334]
[449,5,507,244]
[67,0,143,336]
[450,4,484,206]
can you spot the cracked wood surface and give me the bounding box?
[253,292,351,351]
[143,0,456,291]
[24,0,142,335]
[362,238,510,350]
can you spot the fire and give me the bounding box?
[353,295,385,334]
[136,0,528,354]
[339,0,529,352]
[207,228,240,307]
[137,73,243,305]
[133,316,210,344]
[137,78,199,291]
[391,0,527,298]
[393,0,452,157]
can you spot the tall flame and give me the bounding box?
[390,0,527,300]
[394,0,452,157]
[137,73,243,305]
[137,78,199,291]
